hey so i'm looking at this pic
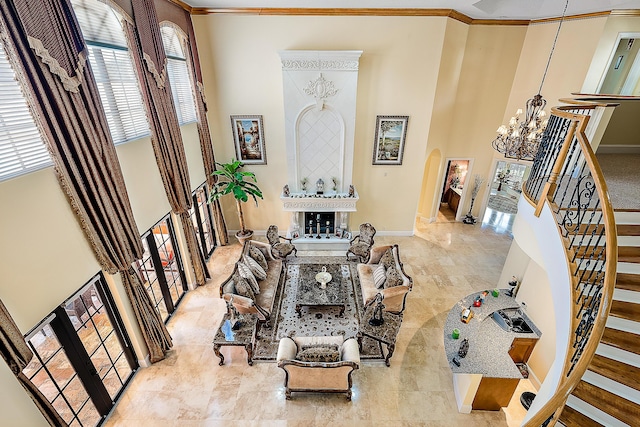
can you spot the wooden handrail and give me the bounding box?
[522,104,618,426]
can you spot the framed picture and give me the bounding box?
[291,231,300,239]
[343,231,352,240]
[231,115,266,165]
[372,115,409,165]
[335,228,343,238]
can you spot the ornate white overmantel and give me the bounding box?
[278,50,362,193]
[278,50,362,248]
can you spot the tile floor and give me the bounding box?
[104,218,536,426]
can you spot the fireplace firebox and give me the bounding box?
[304,212,335,237]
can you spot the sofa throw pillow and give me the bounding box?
[222,278,235,295]
[380,247,396,269]
[248,244,268,270]
[237,262,260,295]
[233,276,256,301]
[373,263,387,289]
[296,344,341,363]
[243,255,267,281]
[384,265,403,289]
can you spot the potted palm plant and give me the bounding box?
[209,159,263,244]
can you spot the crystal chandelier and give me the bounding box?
[491,0,568,161]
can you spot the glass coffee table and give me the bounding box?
[295,264,346,317]
[212,313,258,366]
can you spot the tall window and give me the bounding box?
[72,0,149,144]
[160,25,197,125]
[0,41,51,181]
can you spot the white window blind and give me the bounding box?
[0,42,51,181]
[160,26,197,125]
[72,0,149,144]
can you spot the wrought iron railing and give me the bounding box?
[521,103,617,426]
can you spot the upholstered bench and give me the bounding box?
[219,240,286,326]
[357,244,412,314]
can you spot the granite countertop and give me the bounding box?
[443,289,541,379]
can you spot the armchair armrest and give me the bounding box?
[349,234,360,244]
[341,338,360,365]
[276,336,297,362]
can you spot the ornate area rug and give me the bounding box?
[488,194,518,214]
[253,256,384,361]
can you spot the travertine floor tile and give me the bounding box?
[104,219,527,426]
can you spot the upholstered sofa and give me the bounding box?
[357,244,413,314]
[276,335,360,400]
[219,240,286,325]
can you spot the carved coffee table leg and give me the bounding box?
[339,305,346,317]
[356,332,363,352]
[295,304,301,317]
[246,344,254,366]
[213,344,224,366]
[385,343,395,367]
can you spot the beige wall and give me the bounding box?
[194,15,449,233]
[598,100,640,147]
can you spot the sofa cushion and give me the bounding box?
[248,244,268,270]
[380,248,395,269]
[222,278,235,295]
[233,276,256,301]
[254,258,282,314]
[385,266,403,289]
[244,255,267,281]
[373,263,386,289]
[296,344,341,363]
[237,262,260,295]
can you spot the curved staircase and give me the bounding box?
[558,210,640,426]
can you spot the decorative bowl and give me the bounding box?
[315,271,332,289]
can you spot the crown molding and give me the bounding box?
[166,0,193,13]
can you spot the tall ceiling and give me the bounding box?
[184,0,640,20]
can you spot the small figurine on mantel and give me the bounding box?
[283,184,290,197]
[348,184,355,197]
[316,178,325,194]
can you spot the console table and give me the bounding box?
[212,313,258,366]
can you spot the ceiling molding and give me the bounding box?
[189,7,530,25]
[187,7,640,26]
[609,9,640,17]
[166,0,193,13]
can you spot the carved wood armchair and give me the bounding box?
[266,225,297,259]
[346,223,376,263]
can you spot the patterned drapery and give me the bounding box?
[185,10,229,245]
[127,0,210,284]
[0,0,172,378]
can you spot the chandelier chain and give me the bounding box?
[538,0,569,96]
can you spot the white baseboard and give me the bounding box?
[138,354,151,368]
[596,144,640,154]
[376,230,414,236]
[528,366,542,390]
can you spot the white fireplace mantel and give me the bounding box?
[280,192,359,212]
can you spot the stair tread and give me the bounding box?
[618,246,640,263]
[616,273,640,292]
[589,354,640,393]
[559,404,604,427]
[601,327,640,355]
[572,379,640,425]
[610,300,640,322]
[618,224,640,236]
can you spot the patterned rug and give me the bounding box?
[488,194,518,214]
[253,256,384,361]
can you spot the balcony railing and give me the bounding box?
[521,102,618,426]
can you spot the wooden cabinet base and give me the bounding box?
[471,377,520,410]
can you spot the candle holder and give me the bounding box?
[368,294,385,326]
[326,221,331,238]
[308,220,314,238]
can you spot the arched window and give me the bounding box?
[160,24,197,125]
[71,0,149,144]
[0,42,51,181]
